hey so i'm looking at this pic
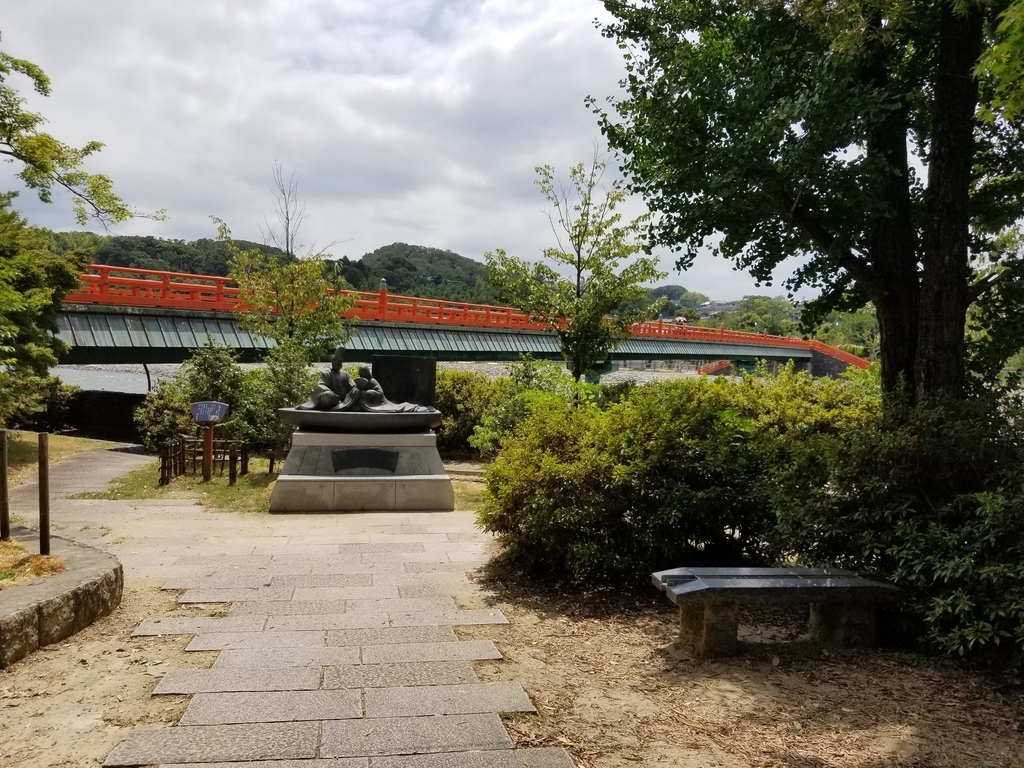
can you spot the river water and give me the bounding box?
[50,360,697,394]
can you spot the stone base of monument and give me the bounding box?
[269,431,455,513]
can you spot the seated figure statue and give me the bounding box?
[297,346,433,414]
[297,345,353,410]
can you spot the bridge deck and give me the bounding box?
[54,265,865,369]
[56,305,814,364]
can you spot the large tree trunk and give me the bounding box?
[860,16,921,400]
[916,2,983,400]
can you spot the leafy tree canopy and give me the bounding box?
[0,35,160,226]
[216,218,354,360]
[486,158,666,383]
[594,0,1024,400]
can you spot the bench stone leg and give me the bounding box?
[809,601,876,648]
[679,600,738,657]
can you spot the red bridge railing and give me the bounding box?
[64,264,870,368]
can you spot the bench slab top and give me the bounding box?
[652,567,901,605]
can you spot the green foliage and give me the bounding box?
[133,378,195,452]
[216,218,354,360]
[770,395,1024,661]
[0,38,159,225]
[479,368,876,584]
[0,195,86,375]
[486,158,666,382]
[0,371,78,430]
[134,341,247,452]
[698,295,799,336]
[815,306,881,361]
[333,243,499,304]
[433,369,509,456]
[469,358,580,457]
[234,341,317,468]
[594,0,1024,398]
[978,0,1024,122]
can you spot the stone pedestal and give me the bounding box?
[809,601,876,648]
[270,431,454,513]
[679,599,739,658]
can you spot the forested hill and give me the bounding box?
[47,232,285,277]
[329,243,498,304]
[48,233,498,303]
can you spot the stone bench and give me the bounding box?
[651,567,901,657]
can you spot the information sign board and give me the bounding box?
[191,401,229,425]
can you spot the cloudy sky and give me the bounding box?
[2,0,800,301]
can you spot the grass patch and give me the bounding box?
[74,459,278,515]
[0,539,66,589]
[4,431,110,486]
[453,479,485,511]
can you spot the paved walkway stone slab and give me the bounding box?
[103,721,319,765]
[179,587,296,603]
[321,714,512,758]
[323,661,478,689]
[388,610,507,627]
[345,598,458,614]
[175,555,273,566]
[397,585,472,599]
[404,563,478,573]
[186,631,327,651]
[165,761,368,768]
[364,683,535,718]
[132,615,266,636]
[267,613,390,631]
[360,553,454,564]
[338,543,426,554]
[162,575,275,590]
[153,667,321,694]
[274,574,377,588]
[326,627,457,647]
[372,574,471,587]
[180,690,363,725]
[361,641,501,664]
[293,586,402,601]
[368,747,576,768]
[231,600,351,616]
[310,563,397,574]
[213,647,360,668]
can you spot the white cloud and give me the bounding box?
[1,0,801,300]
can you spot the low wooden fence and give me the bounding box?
[159,436,249,486]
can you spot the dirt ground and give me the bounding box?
[457,560,1024,768]
[0,580,217,768]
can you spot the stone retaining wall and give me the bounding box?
[0,526,123,668]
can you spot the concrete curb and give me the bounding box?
[0,525,123,668]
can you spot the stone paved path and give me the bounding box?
[9,447,574,768]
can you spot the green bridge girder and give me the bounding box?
[55,304,813,366]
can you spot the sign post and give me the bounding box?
[190,402,229,483]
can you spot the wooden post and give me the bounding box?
[241,445,249,476]
[202,426,213,482]
[229,445,237,486]
[38,433,50,556]
[0,429,9,541]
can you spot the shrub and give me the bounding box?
[0,372,79,431]
[233,341,317,471]
[434,369,508,455]
[478,368,878,585]
[770,395,1024,661]
[469,358,581,457]
[134,340,247,452]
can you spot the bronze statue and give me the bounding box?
[297,345,433,414]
